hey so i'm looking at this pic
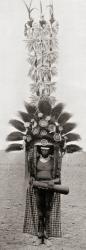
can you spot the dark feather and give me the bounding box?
[24,102,37,117]
[51,103,64,119]
[66,133,81,143]
[66,144,82,153]
[58,112,72,125]
[38,99,52,116]
[6,132,24,141]
[62,123,77,134]
[5,143,23,152]
[18,111,31,122]
[9,119,25,132]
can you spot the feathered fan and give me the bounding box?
[18,111,31,122]
[66,144,82,153]
[58,112,72,125]
[9,119,25,132]
[66,133,81,143]
[51,103,64,119]
[24,102,37,117]
[6,143,23,152]
[6,132,24,141]
[38,98,52,116]
[62,123,77,134]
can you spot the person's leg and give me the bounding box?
[44,191,53,239]
[36,189,45,238]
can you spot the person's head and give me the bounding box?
[40,146,50,158]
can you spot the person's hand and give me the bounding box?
[48,180,54,188]
[54,178,60,184]
[29,177,35,185]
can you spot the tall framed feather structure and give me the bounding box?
[6,0,81,241]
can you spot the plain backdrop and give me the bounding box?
[0,0,86,150]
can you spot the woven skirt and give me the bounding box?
[23,185,61,237]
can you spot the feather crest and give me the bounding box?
[9,119,25,132]
[58,112,72,125]
[5,143,23,152]
[66,133,81,143]
[66,144,82,153]
[6,132,24,141]
[51,103,64,119]
[24,102,37,116]
[38,98,52,115]
[62,123,77,134]
[18,111,31,122]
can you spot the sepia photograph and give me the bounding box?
[0,0,86,249]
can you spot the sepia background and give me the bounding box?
[0,0,86,250]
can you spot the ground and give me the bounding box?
[0,151,86,250]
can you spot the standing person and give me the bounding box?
[36,146,55,239]
[5,0,81,246]
[23,142,62,242]
[29,145,61,240]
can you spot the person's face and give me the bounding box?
[41,148,50,157]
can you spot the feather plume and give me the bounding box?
[40,0,43,15]
[66,144,82,153]
[66,133,81,143]
[6,132,24,141]
[9,119,25,132]
[23,0,30,14]
[51,66,57,76]
[58,112,72,125]
[38,98,51,115]
[29,0,33,8]
[5,143,23,152]
[24,102,37,116]
[23,0,35,19]
[62,123,77,134]
[18,111,31,122]
[28,66,37,80]
[51,103,64,119]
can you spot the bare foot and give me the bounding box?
[45,239,52,247]
[32,237,42,246]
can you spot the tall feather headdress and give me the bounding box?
[6,1,81,154]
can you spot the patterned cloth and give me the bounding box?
[23,184,61,237]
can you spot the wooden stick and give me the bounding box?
[33,180,69,195]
